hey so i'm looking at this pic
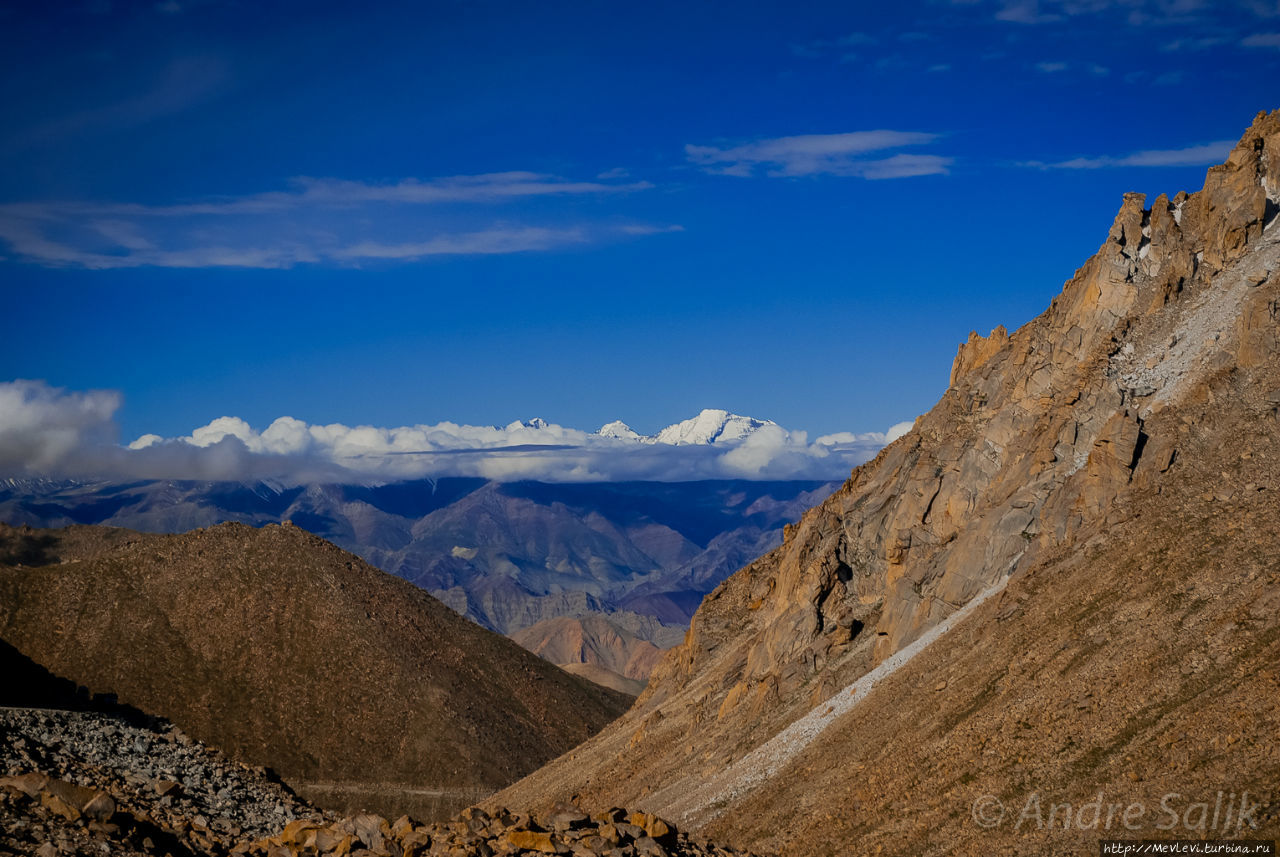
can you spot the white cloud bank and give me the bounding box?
[0,172,674,269]
[0,381,913,485]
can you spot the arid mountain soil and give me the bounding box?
[0,521,631,821]
[512,611,686,693]
[493,111,1280,853]
[557,663,647,697]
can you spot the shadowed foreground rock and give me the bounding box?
[1,707,763,857]
[1,707,313,857]
[243,805,764,857]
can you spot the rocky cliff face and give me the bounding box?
[648,109,1279,724]
[493,111,1280,852]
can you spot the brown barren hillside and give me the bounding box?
[0,520,631,821]
[494,110,1280,853]
[511,611,685,694]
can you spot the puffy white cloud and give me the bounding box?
[0,380,121,473]
[0,381,910,484]
[886,420,916,443]
[188,416,257,448]
[127,433,164,450]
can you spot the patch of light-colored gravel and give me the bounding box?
[652,573,1014,825]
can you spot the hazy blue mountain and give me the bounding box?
[0,477,837,634]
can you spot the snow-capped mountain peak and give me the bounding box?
[505,417,550,431]
[653,409,776,446]
[597,420,641,440]
[595,409,777,446]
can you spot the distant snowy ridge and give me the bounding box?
[590,409,775,446]
[596,408,914,449]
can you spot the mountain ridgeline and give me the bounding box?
[493,111,1280,853]
[0,477,837,638]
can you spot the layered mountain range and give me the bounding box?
[6,110,1279,857]
[494,111,1280,853]
[0,475,838,684]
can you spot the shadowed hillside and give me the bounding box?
[0,520,631,821]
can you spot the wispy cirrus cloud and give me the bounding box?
[789,31,877,61]
[1035,60,1110,74]
[993,0,1065,24]
[957,0,1260,27]
[1161,35,1231,50]
[329,227,589,262]
[1242,32,1280,47]
[685,130,952,179]
[0,172,671,269]
[1022,139,1236,169]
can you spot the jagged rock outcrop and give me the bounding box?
[1,706,313,856]
[651,108,1280,721]
[492,111,1280,853]
[240,805,765,857]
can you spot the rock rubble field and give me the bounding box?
[0,707,762,857]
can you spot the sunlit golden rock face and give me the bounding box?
[493,110,1280,855]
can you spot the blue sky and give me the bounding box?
[1,0,1277,459]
